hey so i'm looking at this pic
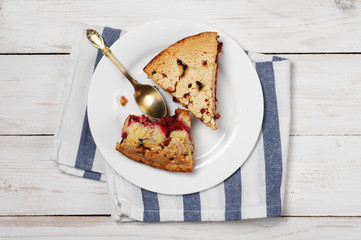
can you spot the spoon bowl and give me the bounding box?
[134,85,167,119]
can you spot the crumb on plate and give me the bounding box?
[120,96,128,106]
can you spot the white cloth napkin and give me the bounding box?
[52,24,291,222]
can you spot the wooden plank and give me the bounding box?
[0,136,110,215]
[285,136,361,216]
[0,135,361,216]
[284,54,361,135]
[0,55,67,135]
[0,0,361,53]
[0,216,361,239]
[1,54,361,135]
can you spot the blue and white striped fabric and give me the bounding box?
[52,24,291,222]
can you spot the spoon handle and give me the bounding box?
[86,29,138,88]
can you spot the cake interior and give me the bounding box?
[116,109,194,172]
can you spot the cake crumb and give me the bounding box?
[120,96,128,106]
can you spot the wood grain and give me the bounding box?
[0,135,360,216]
[284,54,361,135]
[0,216,361,239]
[285,136,361,216]
[0,136,110,215]
[0,0,360,236]
[1,54,361,135]
[0,55,67,135]
[0,0,361,53]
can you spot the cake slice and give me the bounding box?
[115,108,194,172]
[143,32,222,130]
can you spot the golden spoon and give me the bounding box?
[86,29,167,119]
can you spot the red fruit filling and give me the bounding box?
[124,110,190,139]
[121,131,128,139]
[214,41,223,110]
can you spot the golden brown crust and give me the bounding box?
[143,32,220,130]
[116,138,193,172]
[144,32,216,72]
[115,108,194,172]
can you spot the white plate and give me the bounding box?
[88,19,263,195]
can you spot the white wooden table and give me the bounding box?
[1,0,361,239]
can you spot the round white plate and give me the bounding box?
[88,19,263,195]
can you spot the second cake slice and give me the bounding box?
[116,108,194,172]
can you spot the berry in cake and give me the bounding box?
[115,108,194,172]
[143,32,222,130]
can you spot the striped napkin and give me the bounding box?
[52,24,291,222]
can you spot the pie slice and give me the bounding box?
[143,32,222,130]
[115,108,194,172]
